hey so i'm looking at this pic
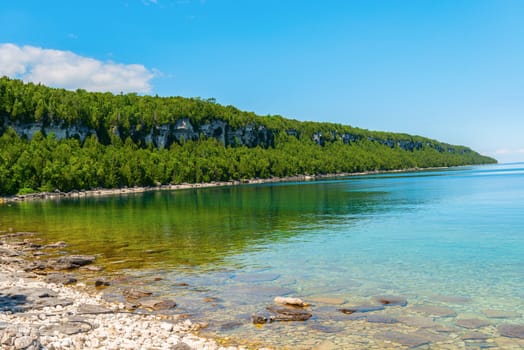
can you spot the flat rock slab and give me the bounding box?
[1,286,72,311]
[376,330,430,347]
[483,309,520,319]
[414,330,450,343]
[123,288,153,300]
[310,324,344,333]
[338,305,385,314]
[139,299,177,311]
[77,304,113,314]
[373,295,408,307]
[498,324,524,339]
[40,321,92,336]
[411,305,456,317]
[461,331,491,340]
[48,255,96,270]
[456,318,491,329]
[398,315,437,328]
[266,305,312,321]
[365,314,398,324]
[0,247,20,257]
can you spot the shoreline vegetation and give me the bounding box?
[0,77,495,198]
[1,167,443,204]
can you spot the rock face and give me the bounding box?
[1,115,466,154]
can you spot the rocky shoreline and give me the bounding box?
[0,168,432,204]
[0,232,250,350]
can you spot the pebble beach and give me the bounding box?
[0,232,249,350]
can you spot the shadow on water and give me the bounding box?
[0,181,394,271]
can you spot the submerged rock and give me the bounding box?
[266,305,312,321]
[251,314,268,324]
[338,305,385,314]
[483,309,520,319]
[219,321,243,331]
[139,299,176,311]
[373,295,407,307]
[461,331,491,340]
[376,330,430,348]
[365,314,398,324]
[498,324,524,339]
[47,255,96,270]
[94,278,111,287]
[398,315,437,328]
[123,288,153,300]
[456,318,491,329]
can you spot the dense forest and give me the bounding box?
[0,77,496,196]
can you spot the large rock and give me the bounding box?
[251,314,268,324]
[498,324,524,339]
[47,255,95,270]
[123,288,153,300]
[139,299,176,311]
[44,273,77,285]
[0,247,20,257]
[274,296,308,307]
[266,305,312,321]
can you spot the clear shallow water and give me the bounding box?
[1,164,523,348]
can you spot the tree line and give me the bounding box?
[0,77,496,196]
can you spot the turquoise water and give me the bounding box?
[1,163,523,348]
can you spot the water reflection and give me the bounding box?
[1,181,394,270]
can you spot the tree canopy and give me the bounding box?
[0,77,496,196]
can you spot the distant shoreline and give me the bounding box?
[0,167,447,204]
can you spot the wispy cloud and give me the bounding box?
[493,148,524,156]
[0,43,156,94]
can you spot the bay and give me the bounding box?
[1,163,523,348]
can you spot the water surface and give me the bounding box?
[1,164,523,348]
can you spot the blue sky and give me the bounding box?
[1,0,523,162]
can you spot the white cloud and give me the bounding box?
[0,43,156,94]
[493,148,524,156]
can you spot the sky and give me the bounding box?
[1,0,523,163]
